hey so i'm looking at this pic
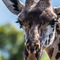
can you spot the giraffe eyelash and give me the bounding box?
[49,20,57,27]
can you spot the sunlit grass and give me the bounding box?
[41,50,50,60]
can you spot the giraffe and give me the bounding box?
[2,0,60,60]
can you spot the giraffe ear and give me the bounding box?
[53,7,60,23]
[53,7,60,15]
[2,0,24,15]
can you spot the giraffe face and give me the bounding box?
[19,10,56,49]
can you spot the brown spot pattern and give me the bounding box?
[56,24,60,34]
[58,43,60,51]
[48,48,54,58]
[55,52,60,59]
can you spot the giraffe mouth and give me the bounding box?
[25,40,43,60]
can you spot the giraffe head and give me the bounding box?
[19,8,57,49]
[2,0,60,60]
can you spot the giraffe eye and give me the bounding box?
[49,20,56,27]
[16,19,23,28]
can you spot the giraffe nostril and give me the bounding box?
[35,45,39,50]
[27,45,30,50]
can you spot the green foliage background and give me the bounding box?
[0,24,50,60]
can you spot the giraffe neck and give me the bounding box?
[46,23,60,60]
